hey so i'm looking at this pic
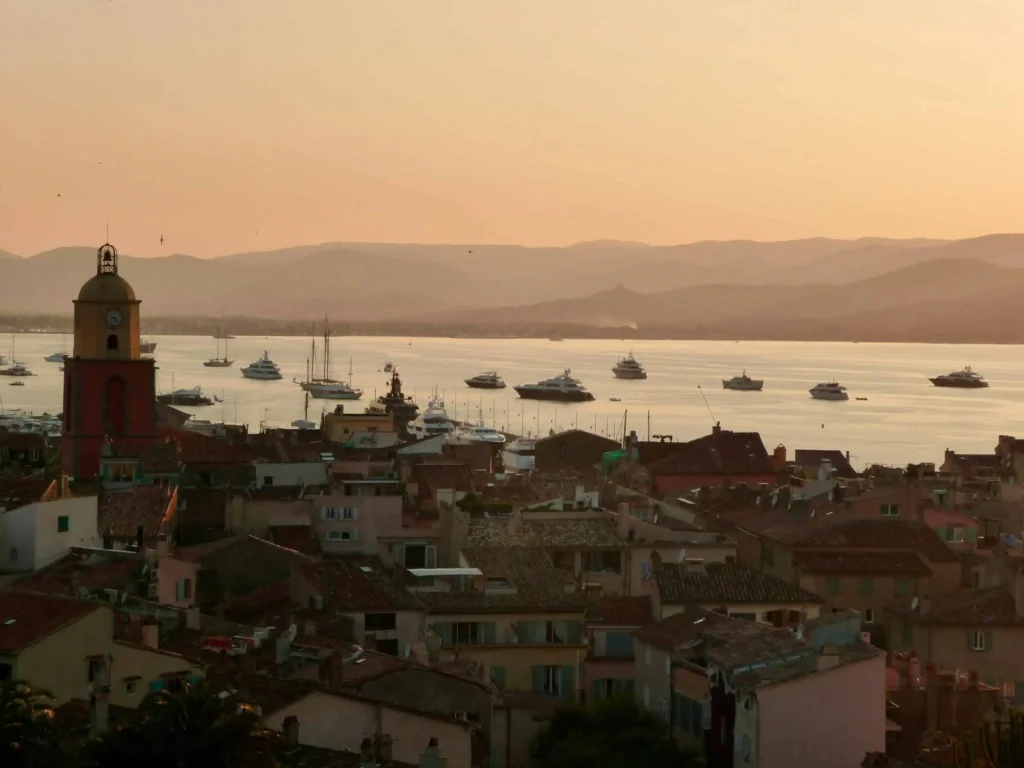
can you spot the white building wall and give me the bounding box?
[0,496,100,572]
[252,462,328,489]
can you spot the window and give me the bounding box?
[730,612,757,622]
[324,530,356,541]
[551,551,573,570]
[490,666,506,690]
[434,621,497,646]
[950,527,965,543]
[865,608,875,623]
[57,516,69,533]
[881,504,900,517]
[725,555,736,565]
[88,659,102,683]
[263,476,274,487]
[605,632,634,658]
[106,334,118,351]
[322,506,359,520]
[826,578,841,594]
[860,577,874,595]
[533,665,569,699]
[0,664,12,681]
[165,676,186,694]
[125,679,137,694]
[364,613,397,631]
[376,638,399,656]
[894,578,910,597]
[632,508,649,522]
[581,551,621,573]
[971,630,987,652]
[403,544,436,569]
[175,579,193,601]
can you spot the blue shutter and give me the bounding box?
[433,622,454,645]
[148,680,166,693]
[606,632,634,657]
[517,621,535,644]
[490,666,506,690]
[565,621,581,644]
[532,666,545,694]
[187,675,202,688]
[482,622,497,644]
[560,666,573,700]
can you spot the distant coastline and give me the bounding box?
[1,314,1020,345]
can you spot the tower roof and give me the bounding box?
[76,243,137,303]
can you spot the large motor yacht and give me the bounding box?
[140,339,157,354]
[450,419,506,445]
[929,366,989,389]
[366,368,419,430]
[0,363,34,377]
[611,352,647,380]
[514,369,595,402]
[241,351,283,380]
[465,370,507,389]
[407,398,456,439]
[156,387,215,407]
[501,437,536,472]
[723,371,764,391]
[809,381,849,401]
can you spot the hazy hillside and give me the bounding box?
[3,235,1024,333]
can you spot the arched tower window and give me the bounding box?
[107,334,118,351]
[104,376,127,435]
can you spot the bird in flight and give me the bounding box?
[160,235,164,245]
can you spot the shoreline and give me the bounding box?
[1,315,1021,346]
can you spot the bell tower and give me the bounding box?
[62,243,157,479]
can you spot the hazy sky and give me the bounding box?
[2,1,1022,257]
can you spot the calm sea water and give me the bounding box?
[2,334,1021,469]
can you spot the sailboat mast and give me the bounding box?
[323,315,330,382]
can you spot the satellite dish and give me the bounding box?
[911,597,920,611]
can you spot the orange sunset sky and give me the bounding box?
[1,0,1022,258]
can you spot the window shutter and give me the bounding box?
[532,666,545,694]
[482,622,497,644]
[594,680,603,701]
[566,621,581,644]
[187,675,202,688]
[490,666,506,690]
[350,529,359,541]
[425,546,437,568]
[321,507,328,519]
[986,630,994,653]
[351,507,359,520]
[434,622,453,645]
[148,680,166,693]
[560,666,573,700]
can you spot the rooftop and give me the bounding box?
[415,547,586,615]
[466,514,626,549]
[176,534,314,564]
[99,485,175,539]
[726,639,881,688]
[793,449,858,479]
[269,525,323,556]
[793,550,931,576]
[296,559,422,612]
[587,595,655,627]
[644,429,774,478]
[888,587,1024,626]
[0,589,103,653]
[14,552,141,596]
[656,562,824,606]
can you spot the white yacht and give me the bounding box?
[140,339,157,354]
[450,419,506,445]
[44,352,67,363]
[514,369,595,402]
[723,371,764,391]
[295,322,361,399]
[809,381,849,401]
[611,352,647,380]
[465,371,507,389]
[501,437,536,472]
[241,351,283,380]
[306,382,362,400]
[407,398,456,439]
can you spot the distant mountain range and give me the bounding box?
[4,234,1024,342]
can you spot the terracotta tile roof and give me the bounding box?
[297,559,422,612]
[412,462,474,495]
[466,515,626,548]
[0,431,47,451]
[223,579,293,620]
[0,589,103,653]
[634,608,750,652]
[656,562,824,606]
[644,430,774,478]
[176,489,227,526]
[888,587,1024,626]
[790,519,961,564]
[442,442,493,473]
[269,525,322,556]
[793,449,858,479]
[794,550,931,576]
[160,428,253,464]
[98,485,175,539]
[176,534,313,564]
[533,430,619,473]
[588,595,654,626]
[416,547,586,615]
[15,553,141,596]
[0,478,51,512]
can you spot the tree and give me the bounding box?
[0,680,61,768]
[81,682,278,768]
[532,695,703,768]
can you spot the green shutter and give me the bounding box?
[566,621,581,644]
[482,622,497,644]
[560,666,574,700]
[148,680,165,693]
[490,666,506,690]
[433,622,453,645]
[966,527,978,543]
[986,630,994,653]
[532,666,545,694]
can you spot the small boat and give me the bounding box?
[515,369,595,402]
[611,352,647,380]
[548,337,564,342]
[722,371,764,391]
[383,361,394,373]
[8,381,24,387]
[43,352,67,363]
[929,366,989,389]
[609,397,621,402]
[203,327,234,367]
[156,387,214,406]
[0,364,35,377]
[465,370,507,389]
[809,382,849,401]
[241,351,283,380]
[140,339,157,354]
[856,397,868,401]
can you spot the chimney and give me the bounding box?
[378,734,393,762]
[156,532,169,558]
[616,503,630,540]
[360,737,374,765]
[185,606,201,630]
[140,621,159,650]
[282,715,299,746]
[712,422,722,435]
[70,568,83,597]
[90,686,110,736]
[816,644,840,673]
[419,737,447,768]
[772,445,787,472]
[1015,567,1024,617]
[60,472,69,498]
[136,525,145,551]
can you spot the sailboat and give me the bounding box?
[44,334,68,363]
[0,335,34,377]
[294,319,362,400]
[203,327,234,367]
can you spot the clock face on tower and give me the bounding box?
[105,309,123,328]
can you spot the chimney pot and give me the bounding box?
[282,715,299,746]
[378,734,393,761]
[89,686,111,736]
[140,621,159,650]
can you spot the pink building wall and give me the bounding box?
[752,654,886,768]
[157,555,199,608]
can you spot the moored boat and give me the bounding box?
[723,371,764,391]
[465,370,507,389]
[515,369,595,402]
[929,366,989,389]
[809,381,849,401]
